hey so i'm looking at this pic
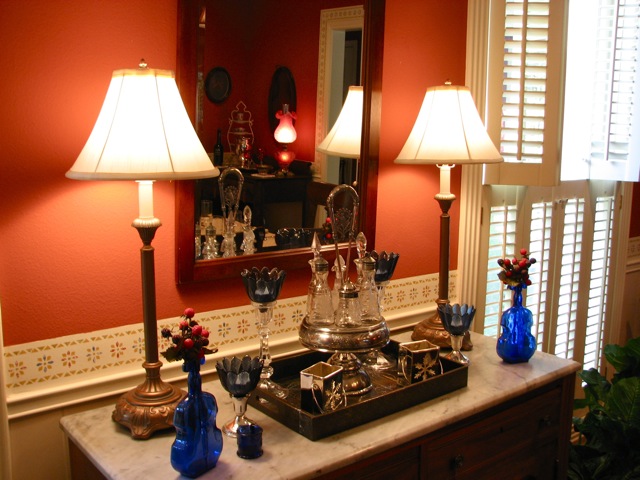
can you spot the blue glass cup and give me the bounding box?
[236,424,263,459]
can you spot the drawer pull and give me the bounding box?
[452,454,464,469]
[539,414,552,427]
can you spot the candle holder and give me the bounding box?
[241,267,288,398]
[216,356,263,437]
[437,303,476,364]
[363,250,400,370]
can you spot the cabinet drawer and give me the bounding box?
[320,444,420,480]
[424,387,561,479]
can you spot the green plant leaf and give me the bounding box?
[579,368,608,387]
[574,398,590,410]
[606,377,640,427]
[606,337,640,382]
[570,337,640,479]
[579,368,610,409]
[624,463,640,480]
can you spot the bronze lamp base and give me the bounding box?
[112,361,186,439]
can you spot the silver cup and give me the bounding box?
[300,362,346,414]
[397,339,442,385]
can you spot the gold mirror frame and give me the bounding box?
[175,0,384,283]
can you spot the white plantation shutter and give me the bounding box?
[501,0,549,164]
[485,0,640,185]
[562,0,640,182]
[483,203,519,337]
[550,198,584,361]
[477,182,618,371]
[484,0,566,186]
[525,200,552,348]
[464,0,632,385]
[583,195,615,370]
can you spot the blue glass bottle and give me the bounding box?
[496,285,536,363]
[171,360,223,478]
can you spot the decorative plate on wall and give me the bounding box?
[205,67,231,104]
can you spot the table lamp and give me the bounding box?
[394,83,502,348]
[317,85,363,185]
[66,60,219,438]
[274,104,297,175]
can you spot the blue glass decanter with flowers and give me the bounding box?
[161,308,223,478]
[496,249,537,363]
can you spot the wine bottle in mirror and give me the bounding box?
[213,129,224,166]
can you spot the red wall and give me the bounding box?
[0,0,467,346]
[376,0,467,276]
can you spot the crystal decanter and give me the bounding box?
[218,167,243,258]
[306,234,334,326]
[299,185,389,395]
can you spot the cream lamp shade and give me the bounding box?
[66,64,218,181]
[393,84,502,350]
[394,85,503,166]
[317,85,363,158]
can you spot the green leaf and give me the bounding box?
[579,368,611,409]
[624,463,640,480]
[579,368,608,387]
[606,377,640,427]
[570,337,640,479]
[607,337,640,382]
[574,398,590,410]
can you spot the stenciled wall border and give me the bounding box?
[4,272,456,402]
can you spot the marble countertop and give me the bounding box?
[60,333,580,479]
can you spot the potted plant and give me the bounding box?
[568,336,640,479]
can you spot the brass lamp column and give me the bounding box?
[111,201,185,439]
[418,177,457,347]
[394,84,503,349]
[66,61,219,438]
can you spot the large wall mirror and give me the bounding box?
[175,0,384,283]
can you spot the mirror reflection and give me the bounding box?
[175,0,384,283]
[192,1,364,259]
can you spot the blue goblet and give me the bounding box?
[437,303,475,364]
[216,355,263,437]
[362,251,400,370]
[241,267,287,398]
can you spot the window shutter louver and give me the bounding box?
[562,0,640,181]
[485,0,565,186]
[479,182,617,374]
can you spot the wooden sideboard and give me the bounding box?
[320,375,571,479]
[61,334,579,479]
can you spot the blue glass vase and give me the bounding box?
[171,360,223,478]
[496,285,536,363]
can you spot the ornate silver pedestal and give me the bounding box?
[299,184,390,395]
[299,316,389,395]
